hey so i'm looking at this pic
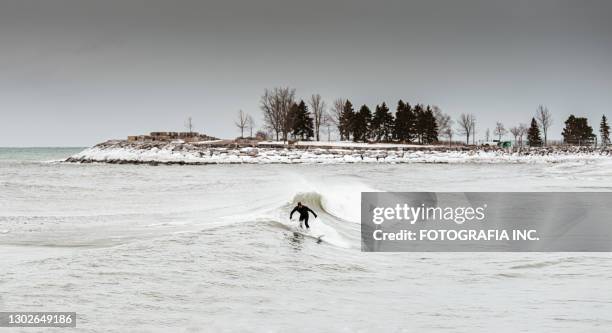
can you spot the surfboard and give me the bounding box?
[291,226,325,243]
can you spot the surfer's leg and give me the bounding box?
[304,216,310,229]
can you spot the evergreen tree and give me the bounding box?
[421,105,439,144]
[527,117,542,147]
[381,103,395,142]
[370,105,383,140]
[338,100,354,141]
[288,102,299,139]
[352,105,372,142]
[291,100,313,140]
[600,115,610,147]
[394,100,415,142]
[562,115,595,145]
[371,102,394,142]
[290,102,301,139]
[413,104,426,143]
[301,100,314,140]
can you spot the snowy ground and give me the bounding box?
[67,141,612,165]
[261,140,443,149]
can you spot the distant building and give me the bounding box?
[128,135,152,142]
[127,131,218,143]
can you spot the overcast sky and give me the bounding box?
[1,0,611,146]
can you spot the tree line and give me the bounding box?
[479,106,609,147]
[335,100,443,144]
[236,86,610,147]
[253,87,452,144]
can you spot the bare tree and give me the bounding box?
[185,117,194,134]
[472,122,476,145]
[260,87,296,142]
[444,127,454,147]
[330,98,346,138]
[246,114,254,138]
[279,88,296,142]
[433,106,453,146]
[485,128,490,142]
[235,110,249,138]
[509,126,521,145]
[518,123,528,148]
[260,90,281,141]
[320,113,332,142]
[309,94,327,141]
[494,122,506,141]
[470,116,477,145]
[457,113,475,145]
[536,105,553,146]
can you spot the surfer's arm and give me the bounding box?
[308,208,317,218]
[289,207,298,219]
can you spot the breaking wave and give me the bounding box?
[257,185,372,249]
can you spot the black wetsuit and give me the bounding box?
[290,205,317,228]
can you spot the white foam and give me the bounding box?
[306,218,350,248]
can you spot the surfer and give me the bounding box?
[290,202,318,229]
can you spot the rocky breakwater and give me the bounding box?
[65,140,612,165]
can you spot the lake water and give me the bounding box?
[1,148,611,332]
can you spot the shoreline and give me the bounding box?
[65,140,612,165]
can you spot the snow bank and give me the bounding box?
[294,141,441,148]
[66,142,612,165]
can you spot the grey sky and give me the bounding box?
[1,0,611,146]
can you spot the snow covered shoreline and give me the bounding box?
[65,140,612,165]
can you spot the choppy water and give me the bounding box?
[1,148,612,332]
